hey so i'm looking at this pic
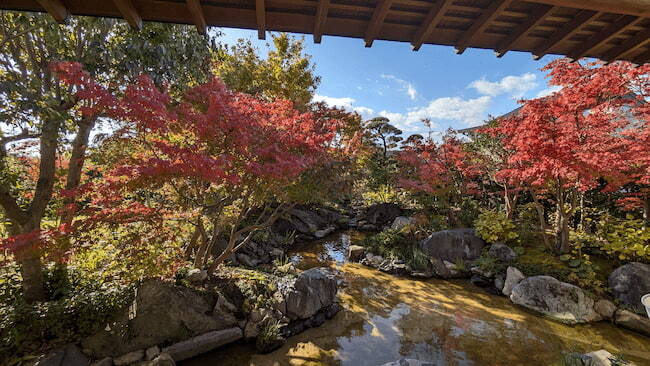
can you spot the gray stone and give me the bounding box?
[362,253,384,268]
[149,353,175,366]
[145,346,160,361]
[582,350,616,366]
[594,299,617,320]
[381,359,435,366]
[236,253,258,267]
[270,248,284,258]
[471,266,494,278]
[419,228,486,263]
[347,245,365,262]
[391,216,416,231]
[494,274,505,292]
[363,203,403,226]
[487,243,518,262]
[510,276,601,324]
[90,358,112,366]
[36,345,89,366]
[162,328,243,362]
[185,268,207,284]
[615,309,650,337]
[83,279,231,358]
[274,267,338,320]
[609,262,650,315]
[114,350,144,366]
[314,226,335,238]
[502,266,525,297]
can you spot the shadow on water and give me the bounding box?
[183,231,650,366]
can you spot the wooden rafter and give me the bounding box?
[186,0,206,34]
[569,15,640,60]
[602,29,650,62]
[634,47,650,65]
[112,0,142,30]
[256,0,266,40]
[35,0,68,23]
[495,4,554,57]
[455,0,513,55]
[533,10,601,60]
[411,0,452,51]
[313,0,330,44]
[364,0,394,47]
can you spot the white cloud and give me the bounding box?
[468,73,538,98]
[353,106,375,116]
[536,85,562,98]
[312,94,355,109]
[381,74,418,101]
[379,95,492,130]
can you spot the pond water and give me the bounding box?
[184,231,650,366]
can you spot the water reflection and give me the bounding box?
[183,231,650,366]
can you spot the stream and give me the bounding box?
[184,230,650,365]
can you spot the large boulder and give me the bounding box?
[83,279,236,358]
[608,262,650,315]
[391,216,415,231]
[502,266,525,297]
[363,203,403,227]
[487,243,518,262]
[615,309,650,337]
[36,344,89,366]
[274,268,338,320]
[510,276,600,324]
[419,228,486,263]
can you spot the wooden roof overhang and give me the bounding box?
[3,0,650,64]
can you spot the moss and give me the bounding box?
[514,246,571,281]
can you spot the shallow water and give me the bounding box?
[184,231,650,366]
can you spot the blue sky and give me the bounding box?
[218,28,562,138]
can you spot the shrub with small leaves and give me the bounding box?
[474,209,518,244]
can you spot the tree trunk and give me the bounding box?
[531,191,550,249]
[555,185,571,254]
[643,194,649,228]
[19,251,46,302]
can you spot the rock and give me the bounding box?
[363,203,403,226]
[582,350,617,366]
[419,229,485,263]
[609,262,650,315]
[494,274,505,292]
[274,267,338,320]
[411,271,435,279]
[269,248,284,258]
[185,268,207,284]
[114,350,144,366]
[255,336,285,354]
[83,279,231,358]
[487,243,518,262]
[213,294,238,328]
[471,266,494,278]
[378,258,411,275]
[361,253,384,268]
[236,253,258,267]
[347,245,365,262]
[615,309,650,337]
[594,300,617,320]
[470,275,493,288]
[90,358,112,366]
[314,226,335,238]
[510,276,600,324]
[162,328,243,362]
[391,216,415,231]
[359,224,378,231]
[429,258,467,279]
[502,266,525,297]
[145,346,160,361]
[36,344,89,366]
[325,303,342,319]
[149,353,175,366]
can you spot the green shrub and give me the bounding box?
[361,229,430,271]
[0,264,133,360]
[473,251,507,274]
[594,215,650,262]
[474,209,518,244]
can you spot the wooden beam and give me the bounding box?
[569,15,639,60]
[533,10,600,60]
[256,0,265,40]
[602,29,650,62]
[112,0,142,30]
[411,0,452,51]
[633,47,650,64]
[35,0,69,23]
[186,0,206,34]
[455,0,513,55]
[527,0,650,18]
[364,0,394,47]
[313,0,330,43]
[495,4,553,57]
